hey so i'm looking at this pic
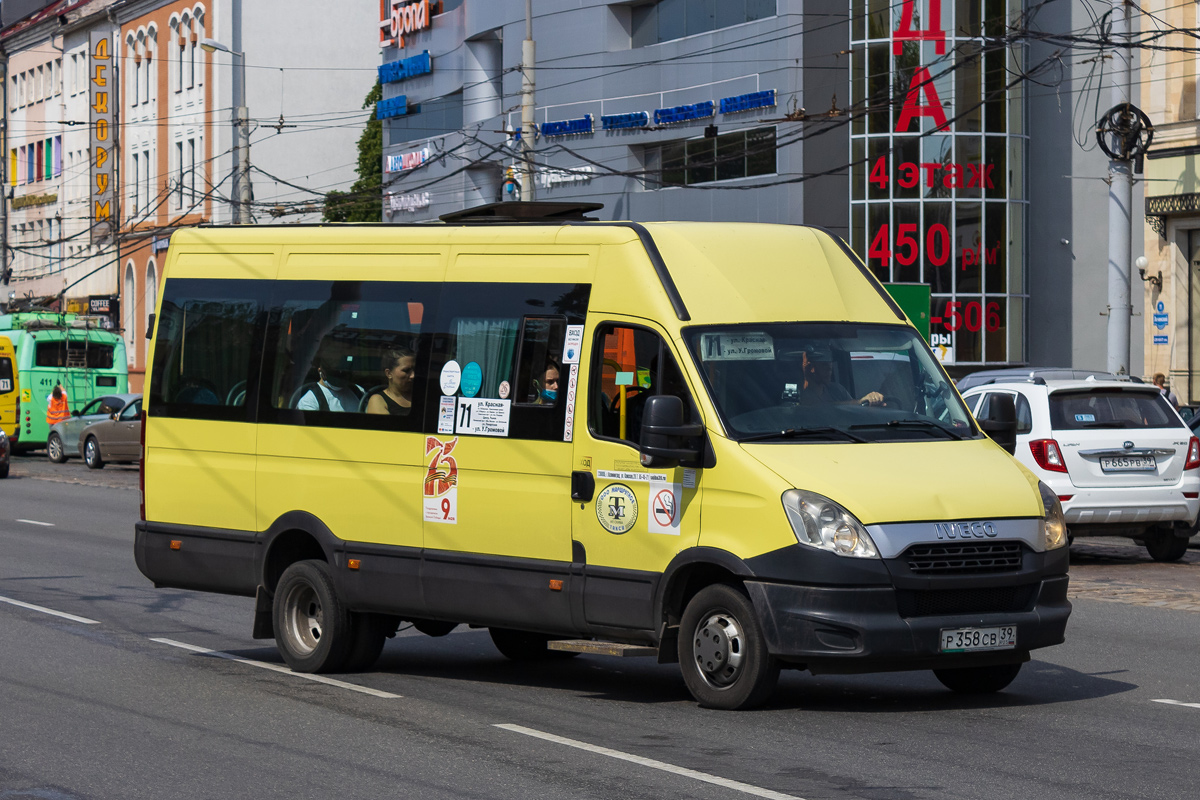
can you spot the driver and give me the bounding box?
[796,346,884,406]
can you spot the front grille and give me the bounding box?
[895,584,1038,618]
[905,541,1024,574]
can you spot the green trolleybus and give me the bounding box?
[0,312,128,451]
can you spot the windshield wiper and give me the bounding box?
[849,418,965,440]
[739,427,868,444]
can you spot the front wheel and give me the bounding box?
[934,663,1022,694]
[47,433,67,463]
[273,560,353,673]
[83,436,104,469]
[678,584,779,710]
[1143,529,1190,562]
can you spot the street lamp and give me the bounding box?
[200,37,251,224]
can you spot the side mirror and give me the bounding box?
[979,393,1018,455]
[72,409,81,417]
[110,412,119,421]
[639,395,705,468]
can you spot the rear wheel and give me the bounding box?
[46,433,66,463]
[0,462,8,479]
[489,628,578,661]
[273,560,353,673]
[83,436,104,469]
[678,584,779,710]
[1143,529,1190,562]
[934,663,1022,693]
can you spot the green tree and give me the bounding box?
[323,80,383,222]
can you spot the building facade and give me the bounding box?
[378,0,1127,378]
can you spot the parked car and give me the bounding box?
[80,397,142,469]
[0,426,9,478]
[46,393,139,463]
[957,367,1136,393]
[963,376,1199,561]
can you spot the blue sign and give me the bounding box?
[541,114,594,137]
[1154,334,1169,345]
[379,51,432,84]
[719,89,776,114]
[376,95,409,120]
[461,361,483,398]
[1154,312,1169,330]
[601,111,649,130]
[653,100,715,125]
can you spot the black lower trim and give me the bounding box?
[134,521,258,597]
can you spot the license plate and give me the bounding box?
[1099,455,1156,472]
[940,626,1016,653]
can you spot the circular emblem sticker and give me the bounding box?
[440,360,461,395]
[461,361,483,398]
[498,380,511,399]
[595,484,638,534]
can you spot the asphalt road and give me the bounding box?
[2,471,1199,800]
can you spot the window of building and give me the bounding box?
[645,126,776,187]
[143,147,152,215]
[9,149,16,187]
[187,137,198,206]
[386,93,464,146]
[174,141,184,208]
[131,153,140,214]
[10,75,16,109]
[53,58,61,95]
[631,0,775,46]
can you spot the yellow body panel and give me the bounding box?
[145,419,258,531]
[0,337,18,438]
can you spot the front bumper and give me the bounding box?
[745,575,1070,674]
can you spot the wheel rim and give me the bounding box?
[282,581,323,656]
[692,611,746,689]
[85,440,96,462]
[48,436,61,460]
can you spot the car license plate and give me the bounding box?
[940,626,1016,653]
[1099,455,1156,472]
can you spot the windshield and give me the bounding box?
[1049,389,1182,430]
[684,323,977,442]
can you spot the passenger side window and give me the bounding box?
[119,399,142,421]
[264,280,435,430]
[149,278,269,422]
[1015,394,1032,435]
[590,324,698,446]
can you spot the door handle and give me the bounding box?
[571,470,595,502]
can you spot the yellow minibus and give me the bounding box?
[135,203,1070,709]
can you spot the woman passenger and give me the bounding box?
[366,347,415,416]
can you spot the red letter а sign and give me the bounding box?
[895,67,949,132]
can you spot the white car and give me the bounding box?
[962,376,1200,561]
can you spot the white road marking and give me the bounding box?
[15,519,55,527]
[495,723,804,800]
[149,638,402,699]
[0,594,99,624]
[1153,699,1200,709]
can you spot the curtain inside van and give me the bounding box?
[453,318,517,398]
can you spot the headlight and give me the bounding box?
[1038,481,1068,550]
[782,489,879,558]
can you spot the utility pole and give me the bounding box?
[1106,0,1133,376]
[520,0,536,200]
[232,0,251,223]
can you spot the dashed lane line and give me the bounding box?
[15,519,55,526]
[0,594,99,624]
[1153,699,1200,710]
[149,638,403,699]
[495,723,804,800]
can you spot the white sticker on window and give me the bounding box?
[455,397,511,437]
[563,325,584,364]
[440,360,461,395]
[1075,413,1095,422]
[438,395,456,434]
[700,332,775,361]
[0,379,10,392]
[563,363,579,442]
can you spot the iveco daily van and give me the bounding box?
[135,203,1070,709]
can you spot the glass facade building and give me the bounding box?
[849,0,1026,367]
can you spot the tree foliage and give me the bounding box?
[323,80,383,222]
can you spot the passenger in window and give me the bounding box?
[796,346,883,406]
[530,359,561,405]
[366,347,415,416]
[297,359,362,413]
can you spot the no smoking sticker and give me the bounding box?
[648,483,682,535]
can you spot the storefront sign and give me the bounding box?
[12,192,57,209]
[379,50,432,84]
[385,146,430,173]
[89,30,115,243]
[601,111,649,130]
[541,114,593,137]
[719,89,776,114]
[537,166,594,190]
[653,101,715,125]
[376,94,409,120]
[379,0,433,48]
[88,295,119,328]
[388,191,431,212]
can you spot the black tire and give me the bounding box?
[46,433,67,464]
[83,436,104,469]
[678,584,779,710]
[0,462,8,479]
[1143,530,1190,562]
[273,560,353,673]
[934,662,1022,693]
[342,613,399,672]
[489,628,578,661]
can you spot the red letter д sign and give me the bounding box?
[89,31,115,243]
[379,0,433,48]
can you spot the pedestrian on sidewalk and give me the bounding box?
[1154,373,1180,411]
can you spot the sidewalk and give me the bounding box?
[1069,539,1200,612]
